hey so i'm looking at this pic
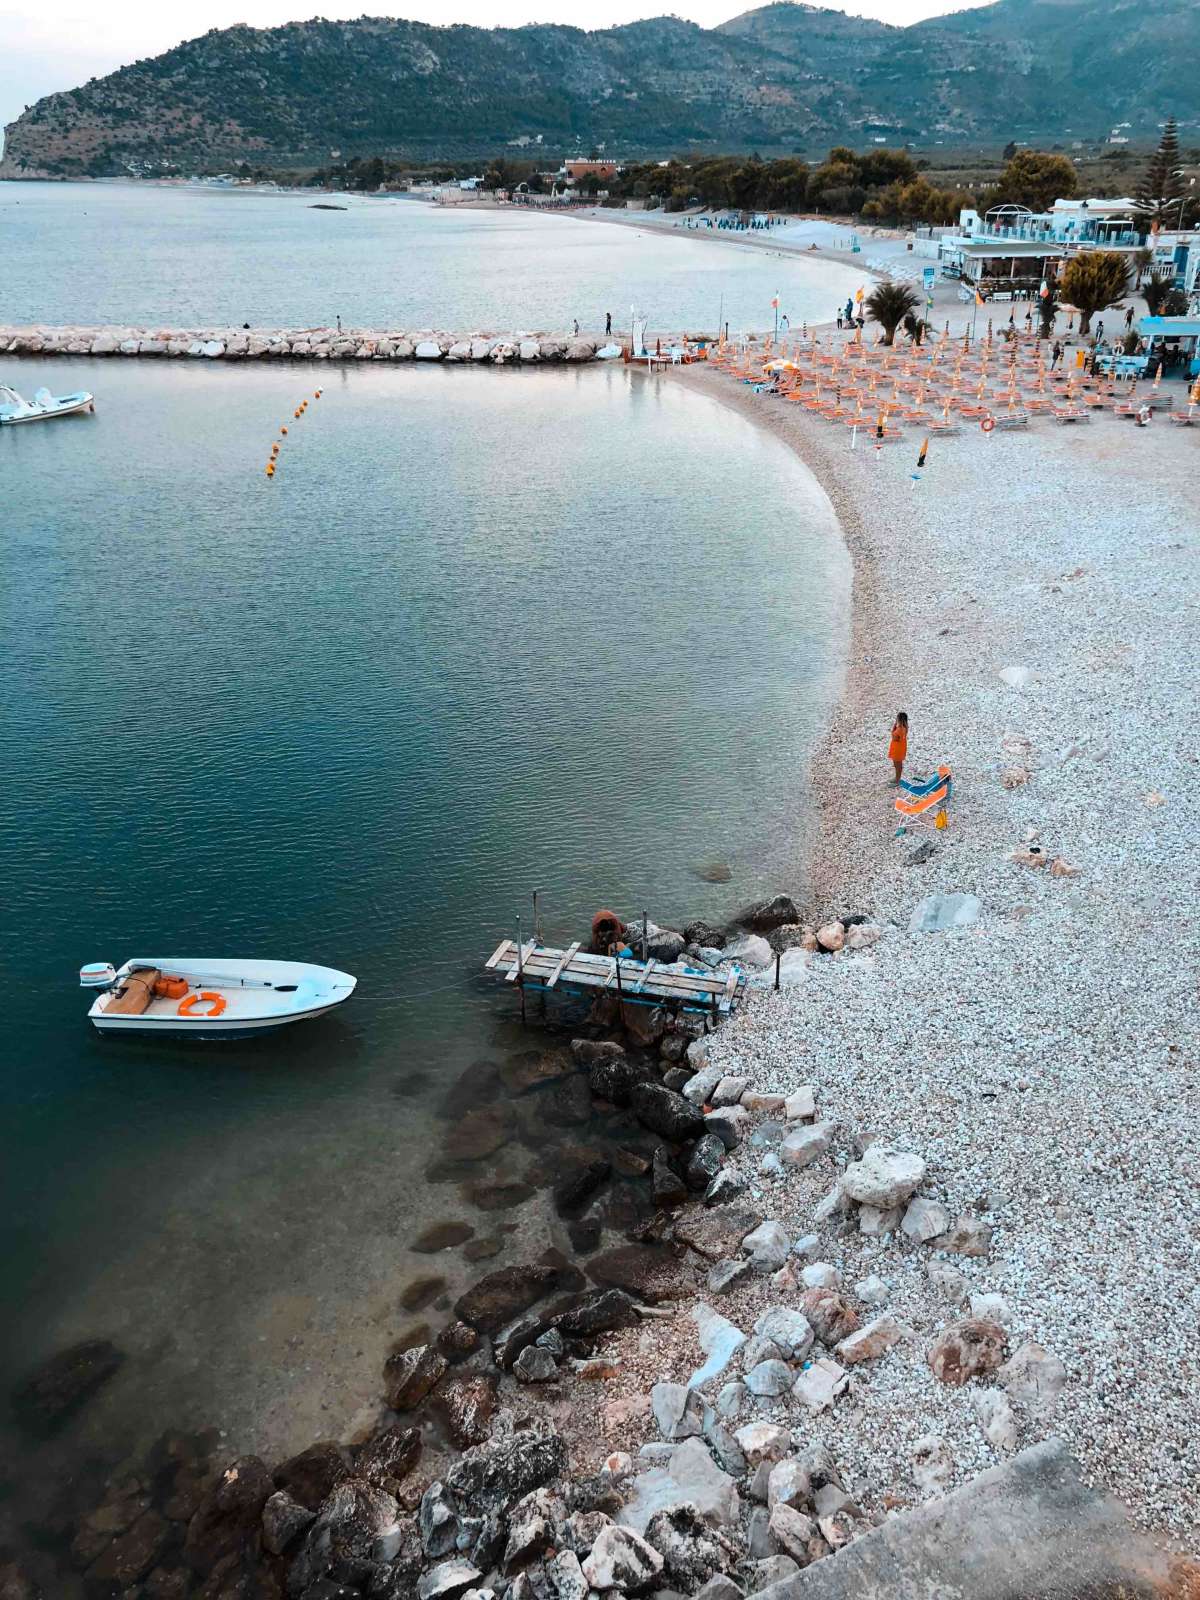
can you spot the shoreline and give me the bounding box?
[639,358,1199,1544]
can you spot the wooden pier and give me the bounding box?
[484,939,746,1016]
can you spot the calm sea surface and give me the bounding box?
[1,348,849,1487]
[0,180,862,332]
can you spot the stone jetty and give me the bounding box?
[0,323,623,363]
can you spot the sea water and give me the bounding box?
[1,335,847,1496]
[0,180,863,333]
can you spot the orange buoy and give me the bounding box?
[281,426,288,434]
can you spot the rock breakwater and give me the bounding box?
[0,324,624,364]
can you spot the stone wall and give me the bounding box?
[0,325,613,364]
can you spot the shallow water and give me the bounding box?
[0,181,863,333]
[1,356,848,1478]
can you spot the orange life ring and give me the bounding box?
[178,991,227,1018]
[980,416,996,433]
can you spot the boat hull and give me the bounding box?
[91,1000,346,1038]
[1,394,94,425]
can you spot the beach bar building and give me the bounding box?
[1137,315,1200,376]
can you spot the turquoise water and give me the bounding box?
[1,354,849,1469]
[0,180,862,332]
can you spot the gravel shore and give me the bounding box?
[583,360,1199,1546]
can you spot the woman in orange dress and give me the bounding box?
[889,711,909,785]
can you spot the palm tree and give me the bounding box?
[865,281,920,346]
[1058,252,1130,337]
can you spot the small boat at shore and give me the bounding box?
[0,384,95,425]
[79,958,356,1037]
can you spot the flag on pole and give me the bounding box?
[917,436,929,468]
[1039,279,1049,299]
[771,295,779,308]
[975,289,986,308]
[855,286,865,303]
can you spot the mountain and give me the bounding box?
[2,0,1195,180]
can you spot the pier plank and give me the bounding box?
[484,941,745,1014]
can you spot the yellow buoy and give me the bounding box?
[266,466,275,477]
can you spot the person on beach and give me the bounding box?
[573,319,579,335]
[889,712,909,786]
[1051,341,1063,369]
[605,312,612,335]
[837,308,844,329]
[1125,306,1134,329]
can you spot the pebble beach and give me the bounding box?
[571,359,1199,1547]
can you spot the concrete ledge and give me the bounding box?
[763,1440,1179,1600]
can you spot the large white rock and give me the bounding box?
[518,339,541,362]
[768,1503,819,1562]
[841,1145,926,1209]
[650,1381,703,1441]
[784,1086,815,1120]
[753,1306,813,1360]
[689,1304,747,1389]
[909,892,982,933]
[582,1524,663,1590]
[998,1341,1066,1416]
[619,1438,740,1533]
[973,1389,1020,1453]
[780,1123,834,1169]
[201,339,224,357]
[722,934,773,968]
[766,1457,811,1511]
[901,1197,950,1243]
[732,1422,791,1466]
[742,1220,790,1272]
[446,340,472,361]
[470,338,492,360]
[775,948,808,988]
[792,1357,847,1413]
[835,1314,902,1365]
[415,340,444,359]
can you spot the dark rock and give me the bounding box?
[552,1290,640,1340]
[513,1346,559,1383]
[356,1427,421,1494]
[630,1083,704,1143]
[659,1033,689,1066]
[674,1205,764,1262]
[705,1170,748,1206]
[499,1050,573,1095]
[419,1484,459,1560]
[461,1235,504,1261]
[539,1245,586,1293]
[587,1054,656,1107]
[735,894,801,933]
[12,1339,124,1433]
[683,920,727,948]
[541,1075,594,1128]
[620,1002,671,1047]
[504,1487,565,1572]
[411,1221,475,1254]
[508,1561,552,1600]
[463,1180,535,1213]
[567,1215,602,1255]
[651,1147,688,1206]
[587,1244,684,1304]
[494,1310,552,1371]
[262,1492,315,1557]
[560,1509,613,1554]
[436,1061,502,1119]
[287,1477,402,1595]
[662,1066,691,1090]
[391,1321,433,1353]
[904,840,939,866]
[400,1275,447,1313]
[432,1374,498,1449]
[612,1146,652,1177]
[162,1467,212,1524]
[470,1511,506,1572]
[184,1456,274,1575]
[72,1477,153,1564]
[443,1104,514,1162]
[274,1444,350,1514]
[382,1345,448,1410]
[435,1321,479,1364]
[571,1039,625,1067]
[445,1431,567,1516]
[454,1264,559,1334]
[553,1158,611,1217]
[686,1134,726,1192]
[767,924,811,954]
[142,1566,192,1599]
[86,1509,172,1588]
[645,1504,739,1590]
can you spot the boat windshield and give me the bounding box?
[0,385,27,405]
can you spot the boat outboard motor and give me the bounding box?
[80,962,117,989]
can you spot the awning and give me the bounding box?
[1138,316,1200,337]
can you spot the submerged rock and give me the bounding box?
[12,1339,124,1432]
[383,1344,448,1409]
[455,1264,560,1334]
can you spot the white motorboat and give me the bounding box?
[80,958,357,1037]
[0,383,95,425]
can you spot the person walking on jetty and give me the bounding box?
[605,312,612,335]
[889,711,909,786]
[1051,340,1063,370]
[573,319,580,336]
